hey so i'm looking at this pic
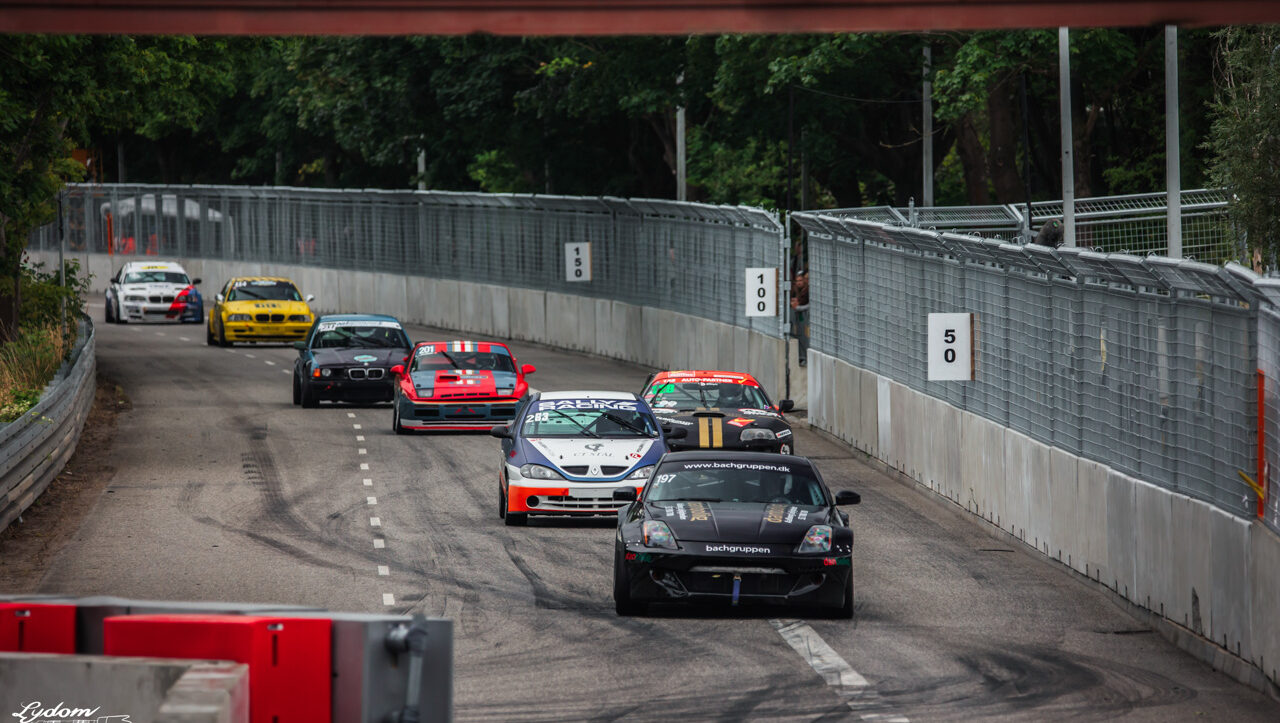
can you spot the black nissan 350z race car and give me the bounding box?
[641,370,796,454]
[612,451,860,617]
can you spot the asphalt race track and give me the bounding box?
[11,302,1279,721]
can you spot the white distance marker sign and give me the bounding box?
[565,242,592,282]
[927,312,975,381]
[745,267,778,317]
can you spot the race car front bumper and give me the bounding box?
[224,321,311,343]
[506,471,644,515]
[397,395,519,431]
[618,543,851,608]
[121,301,203,323]
[305,377,396,403]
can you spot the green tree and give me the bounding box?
[1207,25,1280,263]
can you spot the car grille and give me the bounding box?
[438,390,498,399]
[347,368,385,380]
[255,313,285,323]
[540,495,626,510]
[674,571,806,596]
[148,295,175,303]
[560,465,629,477]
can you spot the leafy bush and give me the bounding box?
[0,323,73,423]
[18,255,90,334]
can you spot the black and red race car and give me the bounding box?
[641,370,796,454]
[390,340,535,433]
[612,450,860,616]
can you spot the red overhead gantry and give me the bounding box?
[0,0,1277,35]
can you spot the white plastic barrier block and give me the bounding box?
[1133,480,1173,614]
[543,292,581,352]
[488,285,510,339]
[1048,447,1078,564]
[1170,495,1213,635]
[959,410,988,518]
[805,350,828,432]
[617,301,644,364]
[1249,524,1280,682]
[506,287,546,343]
[640,306,663,368]
[1074,459,1109,581]
[834,357,857,446]
[1210,506,1252,661]
[1106,469,1138,600]
[431,279,462,330]
[592,298,614,359]
[876,376,892,465]
[924,396,961,500]
[860,369,879,457]
[845,362,865,450]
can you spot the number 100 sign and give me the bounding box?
[927,312,975,381]
[745,267,777,317]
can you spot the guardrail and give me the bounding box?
[0,316,96,532]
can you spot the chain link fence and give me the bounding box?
[796,212,1277,534]
[28,184,785,337]
[824,188,1235,263]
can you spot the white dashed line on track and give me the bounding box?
[265,360,275,366]
[360,463,369,470]
[155,332,165,336]
[225,349,236,353]
[374,539,385,549]
[383,593,395,606]
[347,412,356,418]
[363,478,373,486]
[378,566,389,576]
[353,424,362,430]
[356,435,365,442]
[358,448,367,455]
[179,336,190,342]
[244,353,255,359]
[367,496,377,505]
[282,370,290,375]
[370,517,381,527]
[770,619,909,721]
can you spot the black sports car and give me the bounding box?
[292,314,412,407]
[612,450,860,617]
[641,370,796,454]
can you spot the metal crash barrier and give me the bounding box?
[0,595,453,723]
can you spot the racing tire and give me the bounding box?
[206,324,216,346]
[300,382,319,409]
[292,374,302,405]
[217,323,230,348]
[613,549,646,616]
[393,397,409,435]
[503,495,528,527]
[104,299,114,323]
[829,573,854,620]
[497,482,507,520]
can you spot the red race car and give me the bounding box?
[390,341,535,433]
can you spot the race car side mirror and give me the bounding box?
[305,294,316,303]
[834,490,861,506]
[778,399,795,413]
[292,341,307,351]
[613,488,638,502]
[662,426,688,440]
[215,293,224,303]
[390,364,405,376]
[192,277,202,285]
[489,425,512,439]
[522,364,537,375]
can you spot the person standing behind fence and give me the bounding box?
[791,269,810,366]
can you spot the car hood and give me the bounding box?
[525,437,658,471]
[645,501,828,543]
[221,299,311,315]
[119,282,196,297]
[408,369,517,398]
[653,406,782,422]
[312,348,407,368]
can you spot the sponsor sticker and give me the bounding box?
[537,399,637,411]
[727,418,753,427]
[776,429,793,438]
[353,354,377,363]
[704,544,770,554]
[317,320,403,332]
[686,501,711,522]
[657,416,693,426]
[764,504,787,524]
[740,408,779,417]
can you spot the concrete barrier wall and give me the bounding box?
[806,348,1280,690]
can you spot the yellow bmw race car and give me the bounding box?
[206,276,315,346]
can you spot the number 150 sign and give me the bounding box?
[928,313,975,381]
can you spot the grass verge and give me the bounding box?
[0,323,76,423]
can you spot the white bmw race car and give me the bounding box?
[104,260,204,324]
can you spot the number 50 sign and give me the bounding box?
[928,313,975,380]
[744,268,777,317]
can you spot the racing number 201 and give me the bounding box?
[756,274,767,312]
[943,329,956,363]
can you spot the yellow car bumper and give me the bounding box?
[223,322,311,342]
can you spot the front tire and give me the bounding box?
[393,395,409,434]
[831,572,854,620]
[217,322,230,348]
[292,373,302,405]
[300,381,318,408]
[497,481,507,520]
[105,297,114,323]
[614,548,646,616]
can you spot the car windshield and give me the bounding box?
[123,271,189,285]
[411,347,515,373]
[646,460,826,505]
[311,322,409,349]
[522,402,658,438]
[645,380,770,411]
[227,281,302,301]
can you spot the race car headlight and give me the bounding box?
[740,427,777,442]
[227,313,251,322]
[642,520,678,549]
[313,367,333,378]
[797,525,833,554]
[519,464,564,481]
[626,465,655,481]
[289,314,310,322]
